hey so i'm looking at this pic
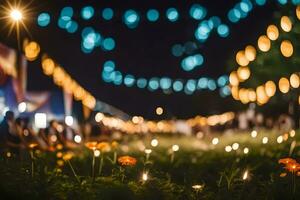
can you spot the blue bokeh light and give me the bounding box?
[124,75,135,87]
[173,80,184,92]
[102,38,115,51]
[61,7,73,19]
[124,9,140,28]
[102,8,114,20]
[160,77,172,90]
[166,8,179,22]
[147,9,159,22]
[137,78,147,88]
[217,24,230,38]
[189,4,207,20]
[37,13,51,27]
[148,78,159,91]
[81,6,94,20]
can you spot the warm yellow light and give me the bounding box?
[24,41,40,61]
[239,88,250,104]
[297,6,300,20]
[236,50,249,66]
[156,107,163,115]
[278,77,290,93]
[237,66,251,81]
[256,85,269,105]
[280,40,293,57]
[229,71,239,86]
[264,80,276,97]
[245,45,256,61]
[258,35,271,52]
[280,16,292,32]
[290,73,300,88]
[248,89,256,102]
[231,86,239,100]
[266,25,279,41]
[42,58,56,75]
[10,9,23,21]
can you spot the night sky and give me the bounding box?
[0,0,280,119]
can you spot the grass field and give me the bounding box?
[0,129,300,200]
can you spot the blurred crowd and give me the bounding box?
[0,111,82,153]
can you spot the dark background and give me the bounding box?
[0,0,280,119]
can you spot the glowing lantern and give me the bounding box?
[257,35,271,52]
[237,66,251,81]
[278,77,290,93]
[266,25,279,41]
[280,16,292,32]
[229,71,239,86]
[290,73,300,88]
[297,6,300,20]
[280,40,293,57]
[264,80,276,97]
[236,50,249,66]
[245,45,256,61]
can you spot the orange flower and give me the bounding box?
[28,143,38,149]
[97,142,111,152]
[285,163,300,173]
[118,156,137,166]
[85,141,98,150]
[278,158,297,165]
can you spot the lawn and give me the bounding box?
[0,129,299,200]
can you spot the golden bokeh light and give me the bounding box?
[236,50,249,66]
[278,77,290,93]
[280,16,292,32]
[229,71,239,86]
[42,58,56,75]
[237,66,251,81]
[24,41,40,61]
[266,25,279,41]
[256,85,269,105]
[231,86,239,100]
[264,81,276,97]
[257,35,271,52]
[280,40,293,57]
[296,6,300,20]
[245,45,256,61]
[156,107,164,115]
[290,73,300,88]
[248,89,257,102]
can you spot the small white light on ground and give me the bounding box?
[151,139,158,147]
[251,130,257,138]
[232,143,239,150]
[242,170,249,180]
[212,137,219,145]
[172,144,179,152]
[262,137,268,144]
[74,135,82,143]
[277,135,283,144]
[95,112,104,122]
[243,147,249,154]
[94,149,100,157]
[142,173,148,181]
[145,149,152,154]
[225,145,232,152]
[290,130,296,137]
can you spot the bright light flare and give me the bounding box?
[10,9,22,21]
[242,170,249,180]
